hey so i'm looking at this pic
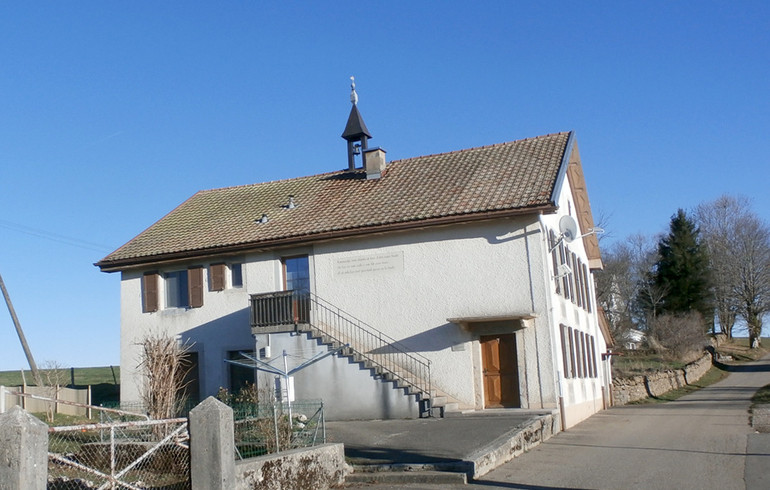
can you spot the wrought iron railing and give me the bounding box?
[249,290,432,409]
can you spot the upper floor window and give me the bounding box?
[165,270,189,308]
[209,263,244,291]
[283,255,310,292]
[231,263,243,288]
[141,267,203,312]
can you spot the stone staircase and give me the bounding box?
[251,290,469,417]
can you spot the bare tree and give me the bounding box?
[595,233,661,339]
[40,360,67,423]
[696,195,745,337]
[733,214,770,347]
[697,195,770,346]
[137,332,193,419]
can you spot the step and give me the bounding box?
[346,467,467,485]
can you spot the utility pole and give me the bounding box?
[0,271,43,386]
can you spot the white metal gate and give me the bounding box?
[47,417,189,490]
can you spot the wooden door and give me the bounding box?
[481,334,520,408]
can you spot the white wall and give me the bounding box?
[310,217,556,408]
[540,180,609,427]
[118,204,605,423]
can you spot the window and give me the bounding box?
[164,267,203,309]
[165,271,189,308]
[210,262,243,291]
[283,255,310,292]
[231,263,243,288]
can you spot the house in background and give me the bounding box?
[96,86,610,428]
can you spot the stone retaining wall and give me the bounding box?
[612,352,712,405]
[237,444,347,490]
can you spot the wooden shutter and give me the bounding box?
[142,272,159,313]
[560,325,571,378]
[188,267,204,308]
[210,263,226,291]
[574,329,583,378]
[571,252,581,307]
[550,231,561,295]
[583,264,593,312]
[559,243,569,299]
[567,327,577,378]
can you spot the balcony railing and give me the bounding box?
[249,290,309,327]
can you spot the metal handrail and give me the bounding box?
[250,290,432,405]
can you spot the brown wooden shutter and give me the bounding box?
[142,272,159,313]
[550,231,561,295]
[188,267,204,308]
[583,264,592,312]
[567,327,577,378]
[560,325,571,378]
[572,253,582,308]
[210,263,226,291]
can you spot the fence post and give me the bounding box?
[189,396,236,490]
[0,406,48,490]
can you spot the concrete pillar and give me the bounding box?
[0,406,49,490]
[189,396,236,490]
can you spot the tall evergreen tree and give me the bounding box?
[653,209,712,324]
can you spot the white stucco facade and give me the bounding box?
[118,200,608,425]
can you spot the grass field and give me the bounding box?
[612,337,770,378]
[0,365,120,405]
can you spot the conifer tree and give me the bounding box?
[652,209,712,326]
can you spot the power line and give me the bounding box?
[0,219,113,252]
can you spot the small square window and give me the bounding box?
[231,263,243,288]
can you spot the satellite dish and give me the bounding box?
[559,216,579,243]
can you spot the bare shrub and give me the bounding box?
[40,360,67,422]
[648,312,707,361]
[137,332,193,419]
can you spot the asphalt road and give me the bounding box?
[348,355,770,490]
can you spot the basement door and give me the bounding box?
[480,334,521,408]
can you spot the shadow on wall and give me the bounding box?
[180,307,252,348]
[178,307,253,400]
[370,323,465,354]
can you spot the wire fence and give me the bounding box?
[232,400,325,459]
[47,417,190,490]
[33,393,325,488]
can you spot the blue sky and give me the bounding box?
[0,2,768,370]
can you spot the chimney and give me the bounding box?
[363,147,387,180]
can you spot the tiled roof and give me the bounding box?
[97,131,571,270]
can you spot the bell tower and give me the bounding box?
[341,77,372,171]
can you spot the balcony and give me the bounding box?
[249,290,310,334]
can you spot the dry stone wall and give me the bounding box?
[612,352,712,405]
